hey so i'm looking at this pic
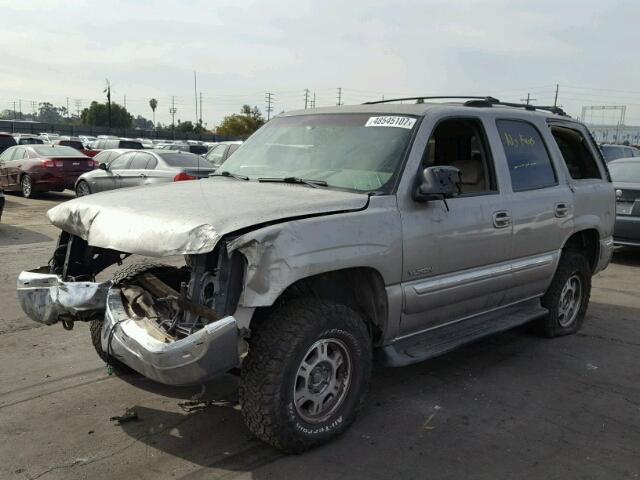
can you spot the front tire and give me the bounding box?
[21,175,34,198]
[240,298,372,453]
[536,251,591,337]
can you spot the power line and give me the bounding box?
[304,89,310,109]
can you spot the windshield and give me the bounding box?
[32,146,85,157]
[609,161,640,183]
[219,113,418,192]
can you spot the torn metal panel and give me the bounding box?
[17,269,111,325]
[46,179,368,257]
[228,195,403,306]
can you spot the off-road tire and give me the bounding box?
[239,298,372,453]
[89,262,177,372]
[536,251,591,337]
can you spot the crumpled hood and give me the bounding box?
[47,178,368,257]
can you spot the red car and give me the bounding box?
[52,138,100,157]
[0,145,97,198]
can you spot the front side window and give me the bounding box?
[129,153,151,169]
[220,113,418,192]
[497,120,557,191]
[205,145,228,166]
[110,152,135,170]
[422,118,496,194]
[550,125,601,180]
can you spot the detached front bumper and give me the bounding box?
[17,269,240,386]
[102,289,239,385]
[17,269,111,325]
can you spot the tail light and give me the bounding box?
[174,172,196,182]
[43,159,55,168]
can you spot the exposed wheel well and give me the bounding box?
[252,268,388,345]
[562,229,599,272]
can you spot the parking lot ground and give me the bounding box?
[0,192,639,480]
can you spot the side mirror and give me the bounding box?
[414,165,461,203]
[98,162,108,171]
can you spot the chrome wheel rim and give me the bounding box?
[293,338,351,424]
[77,182,90,196]
[558,274,582,327]
[22,176,31,197]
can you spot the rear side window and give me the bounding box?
[60,140,85,150]
[549,126,601,180]
[497,120,557,191]
[129,153,153,169]
[189,145,207,155]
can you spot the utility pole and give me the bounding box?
[66,97,70,118]
[265,92,274,120]
[18,99,22,120]
[337,87,342,106]
[199,92,203,125]
[74,99,82,118]
[170,96,177,139]
[31,100,37,116]
[520,93,537,105]
[304,89,310,109]
[553,83,559,108]
[104,79,112,130]
[312,91,316,108]
[194,71,198,124]
[124,95,127,109]
[12,101,16,120]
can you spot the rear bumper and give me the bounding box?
[102,289,239,385]
[614,215,640,247]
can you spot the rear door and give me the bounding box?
[0,148,16,188]
[547,120,613,244]
[493,118,574,303]
[6,147,26,188]
[119,152,152,188]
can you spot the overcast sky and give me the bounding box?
[2,0,640,127]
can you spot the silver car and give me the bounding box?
[74,149,217,196]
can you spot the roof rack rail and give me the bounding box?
[363,96,496,105]
[362,96,568,116]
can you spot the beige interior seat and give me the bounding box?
[450,156,486,193]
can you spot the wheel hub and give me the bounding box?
[558,274,582,328]
[293,338,352,423]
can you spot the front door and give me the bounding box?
[399,116,513,336]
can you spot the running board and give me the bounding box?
[380,299,548,367]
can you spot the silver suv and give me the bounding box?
[17,97,614,453]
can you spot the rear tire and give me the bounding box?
[75,180,91,197]
[21,175,34,198]
[89,318,134,373]
[240,298,372,453]
[535,251,591,337]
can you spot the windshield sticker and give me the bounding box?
[365,116,416,129]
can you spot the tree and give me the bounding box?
[133,115,154,130]
[216,105,265,137]
[81,101,133,128]
[149,98,158,126]
[37,102,66,123]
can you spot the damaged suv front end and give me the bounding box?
[17,230,247,385]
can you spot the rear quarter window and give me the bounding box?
[496,119,557,192]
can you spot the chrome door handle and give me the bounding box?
[493,210,511,228]
[555,203,569,218]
